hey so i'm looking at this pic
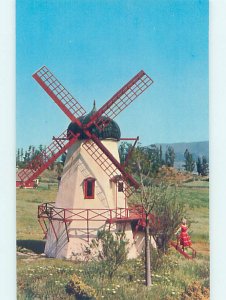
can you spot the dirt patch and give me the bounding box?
[194,242,209,255]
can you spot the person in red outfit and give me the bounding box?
[175,218,192,251]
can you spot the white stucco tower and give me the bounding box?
[44,104,140,259]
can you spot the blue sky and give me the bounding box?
[16,0,209,149]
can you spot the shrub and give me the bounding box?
[87,229,129,280]
[65,274,97,299]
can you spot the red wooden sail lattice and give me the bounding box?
[17,130,79,186]
[85,70,153,131]
[33,66,86,125]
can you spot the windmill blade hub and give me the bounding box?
[67,106,121,141]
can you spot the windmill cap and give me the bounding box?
[67,105,121,141]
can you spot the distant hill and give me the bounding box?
[155,141,209,170]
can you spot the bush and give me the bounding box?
[65,274,97,299]
[87,230,129,280]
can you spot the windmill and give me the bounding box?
[17,66,154,259]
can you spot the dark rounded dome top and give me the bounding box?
[67,102,121,141]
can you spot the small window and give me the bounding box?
[118,181,124,192]
[84,178,95,199]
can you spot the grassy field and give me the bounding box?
[17,180,209,299]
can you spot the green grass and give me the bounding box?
[17,251,209,299]
[17,180,209,299]
[178,186,209,208]
[17,186,58,240]
[177,184,209,247]
[181,180,209,188]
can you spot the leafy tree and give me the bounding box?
[196,156,209,176]
[150,185,186,252]
[183,149,195,172]
[23,150,30,164]
[201,156,209,176]
[145,144,164,174]
[134,148,186,287]
[165,146,175,167]
[118,141,133,166]
[196,157,202,175]
[132,145,164,177]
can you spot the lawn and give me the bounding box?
[17,180,209,299]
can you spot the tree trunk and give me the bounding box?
[145,216,152,287]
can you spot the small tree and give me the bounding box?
[135,151,163,287]
[150,185,186,252]
[134,147,186,287]
[197,156,209,176]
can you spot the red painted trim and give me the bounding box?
[84,177,96,199]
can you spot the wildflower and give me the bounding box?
[166,277,170,281]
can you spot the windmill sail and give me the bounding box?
[17,131,80,186]
[33,66,86,126]
[85,70,153,131]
